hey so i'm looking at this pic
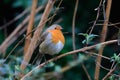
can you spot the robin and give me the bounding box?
[39,24,65,55]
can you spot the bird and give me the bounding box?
[39,24,65,55]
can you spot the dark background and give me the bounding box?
[0,0,120,80]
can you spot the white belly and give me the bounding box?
[39,40,64,55]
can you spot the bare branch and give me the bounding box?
[5,14,41,61]
[20,0,56,71]
[94,0,112,80]
[102,53,120,80]
[0,7,30,30]
[0,6,44,54]
[72,0,79,59]
[89,0,103,34]
[24,0,38,54]
[21,39,117,79]
[82,64,92,80]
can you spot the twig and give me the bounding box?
[0,7,30,30]
[0,15,28,54]
[21,39,117,79]
[100,0,112,42]
[102,53,120,80]
[75,51,111,72]
[72,0,79,59]
[89,0,103,34]
[5,14,41,61]
[111,74,120,78]
[82,64,91,80]
[94,0,112,80]
[0,6,44,54]
[84,51,110,60]
[24,0,38,54]
[102,0,106,20]
[44,56,87,80]
[53,18,63,24]
[95,45,105,80]
[5,37,25,61]
[49,0,63,25]
[5,13,56,65]
[5,15,41,64]
[84,51,111,71]
[95,60,110,71]
[89,20,120,29]
[95,22,120,27]
[20,0,56,71]
[102,63,117,80]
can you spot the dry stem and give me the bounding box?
[102,53,120,80]
[0,8,30,30]
[0,15,29,54]
[0,6,44,54]
[72,0,79,59]
[89,0,103,34]
[94,0,112,80]
[20,0,56,71]
[82,64,91,80]
[24,0,38,54]
[21,39,117,80]
[5,14,41,61]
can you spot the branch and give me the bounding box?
[20,0,56,71]
[0,7,30,30]
[94,0,112,80]
[0,15,28,54]
[43,55,87,80]
[102,53,120,80]
[24,0,38,54]
[5,14,41,61]
[89,0,103,34]
[4,13,56,62]
[21,39,117,79]
[82,64,91,80]
[48,0,63,25]
[42,51,113,80]
[72,0,79,59]
[0,6,44,54]
[100,0,112,42]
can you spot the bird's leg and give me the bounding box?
[43,54,47,64]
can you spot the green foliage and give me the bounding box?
[111,53,120,64]
[0,59,14,80]
[78,33,98,45]
[0,59,6,64]
[109,75,120,80]
[54,65,62,72]
[46,62,55,67]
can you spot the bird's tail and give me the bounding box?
[31,52,44,65]
[36,53,44,65]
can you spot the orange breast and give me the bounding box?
[48,30,65,44]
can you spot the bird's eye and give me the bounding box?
[55,27,57,29]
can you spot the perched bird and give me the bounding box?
[39,24,65,55]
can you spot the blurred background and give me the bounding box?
[0,0,120,80]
